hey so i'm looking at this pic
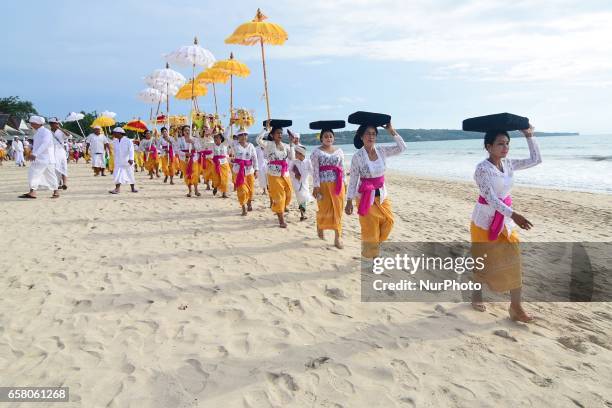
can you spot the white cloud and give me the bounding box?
[265,0,612,85]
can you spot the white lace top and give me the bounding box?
[347,133,407,205]
[310,147,345,187]
[231,142,258,175]
[256,129,295,177]
[176,137,202,160]
[472,136,542,235]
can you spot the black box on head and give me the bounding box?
[309,120,346,130]
[462,113,529,132]
[348,111,391,128]
[263,119,292,128]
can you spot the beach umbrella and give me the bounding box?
[225,9,288,126]
[124,119,148,133]
[195,67,229,115]
[211,52,250,136]
[64,111,86,138]
[165,36,216,136]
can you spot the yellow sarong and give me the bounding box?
[357,196,394,258]
[212,162,231,193]
[316,181,345,235]
[268,174,292,214]
[236,173,255,205]
[471,222,522,292]
[180,159,200,186]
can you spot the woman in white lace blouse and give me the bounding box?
[310,121,347,249]
[470,126,542,322]
[256,122,295,228]
[345,120,406,258]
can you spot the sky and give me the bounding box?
[2,0,612,134]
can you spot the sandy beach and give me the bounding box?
[1,163,611,407]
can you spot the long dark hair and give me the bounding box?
[320,129,335,144]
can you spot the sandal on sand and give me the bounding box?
[108,190,119,194]
[61,185,68,190]
[51,194,60,199]
[195,192,201,197]
[509,306,534,323]
[131,190,139,193]
[471,302,486,312]
[18,193,36,199]
[186,193,192,197]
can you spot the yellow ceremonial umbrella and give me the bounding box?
[225,8,287,125]
[211,52,250,129]
[92,116,116,128]
[175,80,208,113]
[196,68,229,115]
[92,116,116,135]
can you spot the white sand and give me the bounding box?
[1,163,611,407]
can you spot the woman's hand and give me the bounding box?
[511,212,533,230]
[521,125,534,138]
[345,200,353,215]
[383,122,395,135]
[312,186,320,199]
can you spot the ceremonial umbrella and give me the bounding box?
[138,88,167,129]
[225,9,287,126]
[165,37,216,136]
[175,80,208,113]
[144,63,186,133]
[211,52,250,131]
[92,116,116,135]
[124,119,148,133]
[64,112,86,138]
[195,67,229,115]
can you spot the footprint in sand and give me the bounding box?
[326,362,355,395]
[177,359,210,394]
[265,372,299,404]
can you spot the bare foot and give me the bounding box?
[509,305,534,323]
[471,302,486,312]
[334,238,344,249]
[317,229,324,239]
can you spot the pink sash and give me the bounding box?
[212,155,226,175]
[319,165,343,196]
[270,160,288,175]
[357,175,385,216]
[478,195,512,241]
[147,145,158,160]
[198,149,212,169]
[234,158,252,187]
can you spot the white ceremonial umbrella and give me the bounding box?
[165,37,216,136]
[144,64,187,132]
[64,111,86,138]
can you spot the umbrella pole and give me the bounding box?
[189,65,195,137]
[213,83,218,115]
[166,83,170,135]
[260,38,271,125]
[76,120,86,138]
[230,74,233,138]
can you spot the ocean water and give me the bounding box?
[336,134,612,194]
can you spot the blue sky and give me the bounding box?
[3,0,612,133]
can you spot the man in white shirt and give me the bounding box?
[18,116,59,199]
[13,136,25,166]
[109,127,138,194]
[86,125,109,176]
[49,117,70,189]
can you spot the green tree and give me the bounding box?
[62,111,98,137]
[0,96,38,119]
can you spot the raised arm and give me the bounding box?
[474,165,513,217]
[256,129,268,147]
[379,123,407,158]
[510,129,541,171]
